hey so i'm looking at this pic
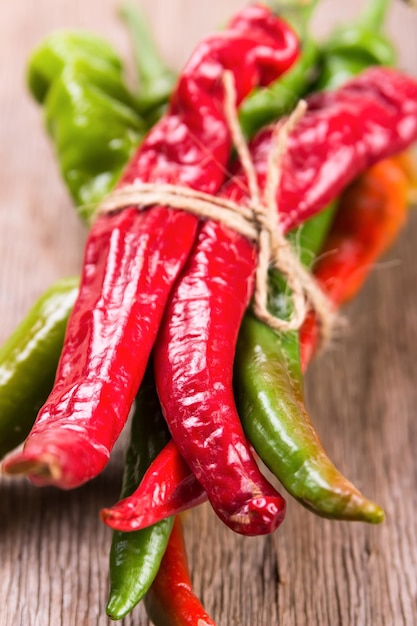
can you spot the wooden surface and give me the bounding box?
[1,1,417,625]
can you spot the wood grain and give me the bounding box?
[0,1,416,625]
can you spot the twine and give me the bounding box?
[96,71,336,340]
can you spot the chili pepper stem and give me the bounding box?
[3,453,62,482]
[360,0,392,31]
[266,0,318,36]
[119,3,176,113]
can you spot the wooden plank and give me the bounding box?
[0,2,416,625]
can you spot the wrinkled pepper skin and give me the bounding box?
[300,156,409,370]
[106,365,174,621]
[234,206,380,523]
[0,278,78,460]
[240,0,394,136]
[102,439,206,533]
[141,0,399,526]
[312,158,408,303]
[3,5,299,489]
[141,209,382,526]
[154,220,287,536]
[144,516,217,626]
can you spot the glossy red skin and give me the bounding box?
[151,67,417,534]
[154,220,286,535]
[225,67,417,232]
[101,440,207,532]
[3,6,299,489]
[144,516,217,626]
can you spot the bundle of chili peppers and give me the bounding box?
[1,1,417,624]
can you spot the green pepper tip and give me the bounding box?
[296,489,385,524]
[359,500,385,525]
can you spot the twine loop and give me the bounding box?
[96,70,336,340]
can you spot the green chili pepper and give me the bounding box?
[235,204,384,523]
[313,0,395,91]
[234,0,394,523]
[27,35,146,221]
[288,204,337,268]
[262,208,338,380]
[28,31,124,104]
[0,277,78,460]
[235,318,384,522]
[106,366,174,620]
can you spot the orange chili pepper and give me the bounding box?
[300,156,409,370]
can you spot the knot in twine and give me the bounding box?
[96,70,336,341]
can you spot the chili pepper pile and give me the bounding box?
[1,1,417,624]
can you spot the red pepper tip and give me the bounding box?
[100,505,147,532]
[100,506,119,521]
[226,494,286,536]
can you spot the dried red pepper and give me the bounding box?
[3,5,298,489]
[300,155,409,370]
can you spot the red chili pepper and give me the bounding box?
[144,516,217,626]
[300,156,409,370]
[224,67,417,233]
[102,67,417,535]
[154,219,285,536]
[102,439,205,532]
[3,6,299,489]
[102,440,206,532]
